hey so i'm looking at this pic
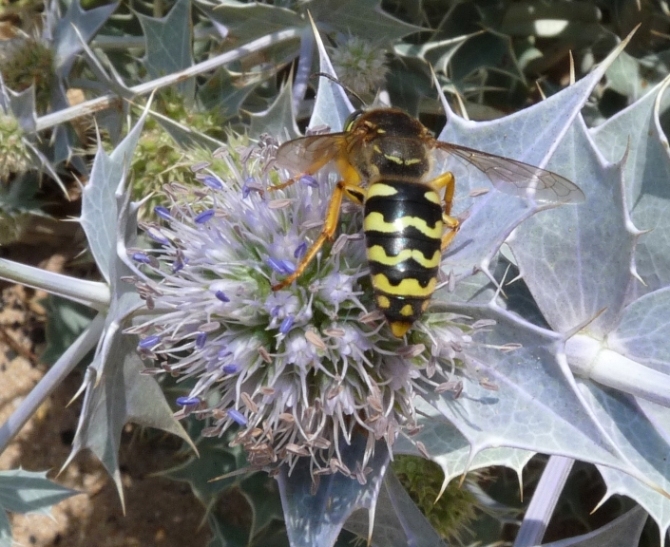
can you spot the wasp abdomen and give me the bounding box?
[363,180,443,337]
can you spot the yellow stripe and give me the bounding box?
[399,304,414,317]
[376,295,391,309]
[424,190,441,205]
[364,212,442,239]
[372,274,437,296]
[366,183,398,198]
[390,321,412,337]
[368,245,441,268]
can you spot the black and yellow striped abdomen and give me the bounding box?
[363,179,443,337]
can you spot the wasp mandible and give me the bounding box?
[271,107,584,337]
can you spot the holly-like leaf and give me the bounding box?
[199,67,261,120]
[540,505,647,547]
[308,15,354,132]
[424,304,632,471]
[503,72,670,537]
[509,115,636,336]
[309,0,420,44]
[591,77,670,299]
[394,408,534,486]
[80,110,146,284]
[277,434,390,547]
[249,80,300,141]
[52,0,119,77]
[198,0,302,46]
[437,38,628,284]
[67,106,193,505]
[0,469,80,546]
[0,469,79,514]
[137,0,195,101]
[609,286,670,372]
[577,383,670,536]
[345,471,447,547]
[160,441,243,507]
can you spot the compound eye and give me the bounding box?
[344,110,364,132]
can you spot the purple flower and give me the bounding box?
[128,134,483,478]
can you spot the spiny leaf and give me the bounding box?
[137,0,195,101]
[345,471,447,546]
[80,110,146,284]
[52,0,119,77]
[199,67,261,120]
[425,304,627,470]
[0,469,79,514]
[394,413,533,486]
[437,38,627,283]
[308,14,354,131]
[249,79,300,140]
[540,505,647,547]
[67,107,193,506]
[503,61,670,537]
[509,116,636,336]
[239,473,284,539]
[309,0,420,44]
[277,434,390,547]
[577,384,670,538]
[0,469,80,546]
[160,442,243,506]
[198,0,302,45]
[591,77,670,299]
[609,286,670,368]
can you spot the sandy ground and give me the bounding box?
[0,277,212,546]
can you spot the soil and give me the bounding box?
[0,245,212,546]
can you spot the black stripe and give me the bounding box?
[369,260,437,287]
[365,182,442,228]
[365,230,440,260]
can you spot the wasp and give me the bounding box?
[271,107,584,337]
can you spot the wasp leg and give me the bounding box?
[441,214,460,250]
[268,177,299,191]
[429,171,460,250]
[271,180,360,291]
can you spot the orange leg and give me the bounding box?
[430,171,460,250]
[268,177,299,191]
[272,180,359,291]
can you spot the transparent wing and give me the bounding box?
[275,133,349,174]
[434,141,585,204]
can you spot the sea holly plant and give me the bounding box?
[1,15,670,547]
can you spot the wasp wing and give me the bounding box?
[275,133,348,175]
[434,141,585,204]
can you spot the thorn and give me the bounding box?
[630,264,647,287]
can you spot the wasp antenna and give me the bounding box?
[311,72,366,109]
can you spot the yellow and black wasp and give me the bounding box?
[271,107,584,337]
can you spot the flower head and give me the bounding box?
[329,36,389,96]
[127,133,483,477]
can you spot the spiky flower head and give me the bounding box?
[0,113,32,182]
[329,36,389,96]
[128,133,483,477]
[394,455,482,542]
[128,94,225,220]
[0,37,55,112]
